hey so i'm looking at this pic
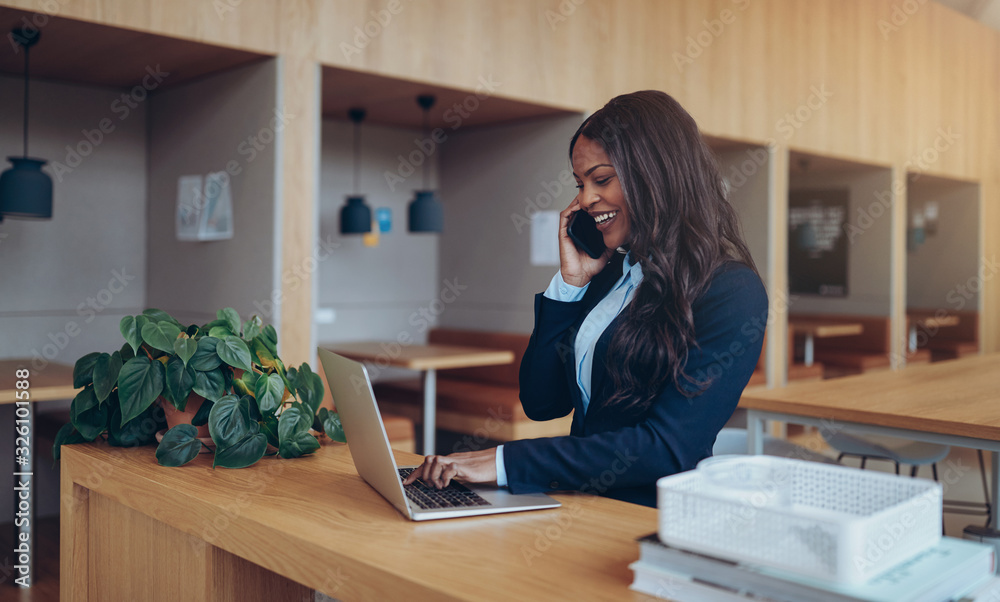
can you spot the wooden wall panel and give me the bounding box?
[1,0,997,356]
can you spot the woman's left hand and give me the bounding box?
[402,448,498,489]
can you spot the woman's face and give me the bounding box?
[571,136,631,250]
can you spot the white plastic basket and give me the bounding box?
[657,455,942,584]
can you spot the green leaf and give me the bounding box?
[193,368,225,402]
[119,316,143,355]
[109,396,162,448]
[208,394,251,450]
[217,307,242,338]
[208,325,235,339]
[173,337,197,368]
[117,356,166,427]
[278,403,312,441]
[217,336,253,373]
[119,341,136,363]
[165,357,196,410]
[296,367,324,416]
[142,308,181,326]
[52,423,87,462]
[260,414,280,448]
[141,320,182,354]
[192,398,213,426]
[155,424,203,467]
[243,315,263,342]
[70,386,109,441]
[213,430,267,469]
[261,324,278,352]
[93,351,123,403]
[185,324,200,336]
[251,337,278,369]
[73,352,102,388]
[255,373,285,414]
[318,408,346,443]
[241,369,260,391]
[190,337,222,371]
[278,431,321,459]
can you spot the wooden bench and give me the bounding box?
[371,328,573,443]
[907,309,979,362]
[792,313,930,379]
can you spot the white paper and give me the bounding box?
[530,211,560,266]
[198,172,234,241]
[175,172,234,242]
[175,175,204,241]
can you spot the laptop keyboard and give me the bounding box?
[398,468,492,509]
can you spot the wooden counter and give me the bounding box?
[60,441,657,601]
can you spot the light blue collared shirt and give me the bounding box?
[496,253,643,487]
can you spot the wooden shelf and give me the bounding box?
[322,65,578,129]
[0,7,267,89]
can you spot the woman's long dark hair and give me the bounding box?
[570,90,757,414]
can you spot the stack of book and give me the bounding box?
[630,533,996,602]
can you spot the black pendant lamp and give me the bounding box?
[407,95,443,233]
[339,108,372,234]
[0,27,53,220]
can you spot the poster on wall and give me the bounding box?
[175,172,234,242]
[788,189,848,297]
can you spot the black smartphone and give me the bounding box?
[567,211,607,259]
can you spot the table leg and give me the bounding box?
[803,333,815,367]
[13,402,34,588]
[992,451,999,529]
[422,369,437,456]
[746,411,765,455]
[909,325,917,353]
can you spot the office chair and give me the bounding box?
[822,431,991,526]
[712,427,840,465]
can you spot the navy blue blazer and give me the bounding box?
[504,255,768,507]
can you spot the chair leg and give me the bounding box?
[910,465,918,478]
[837,453,845,463]
[860,457,867,469]
[894,461,900,475]
[932,463,938,481]
[977,449,991,527]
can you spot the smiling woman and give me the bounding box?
[404,91,768,508]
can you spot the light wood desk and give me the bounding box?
[60,441,657,601]
[325,342,515,455]
[740,353,1000,523]
[789,320,864,366]
[0,359,77,404]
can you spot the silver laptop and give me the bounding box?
[318,348,561,521]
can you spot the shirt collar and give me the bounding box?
[622,251,643,281]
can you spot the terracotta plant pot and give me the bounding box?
[159,393,210,438]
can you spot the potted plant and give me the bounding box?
[54,307,345,468]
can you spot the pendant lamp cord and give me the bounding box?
[23,42,30,158]
[353,118,360,195]
[422,107,429,190]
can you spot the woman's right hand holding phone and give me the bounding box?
[559,199,614,288]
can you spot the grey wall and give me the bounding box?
[788,168,894,316]
[717,146,770,286]
[437,114,585,334]
[907,182,980,310]
[0,75,148,520]
[315,119,440,346]
[146,59,279,328]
